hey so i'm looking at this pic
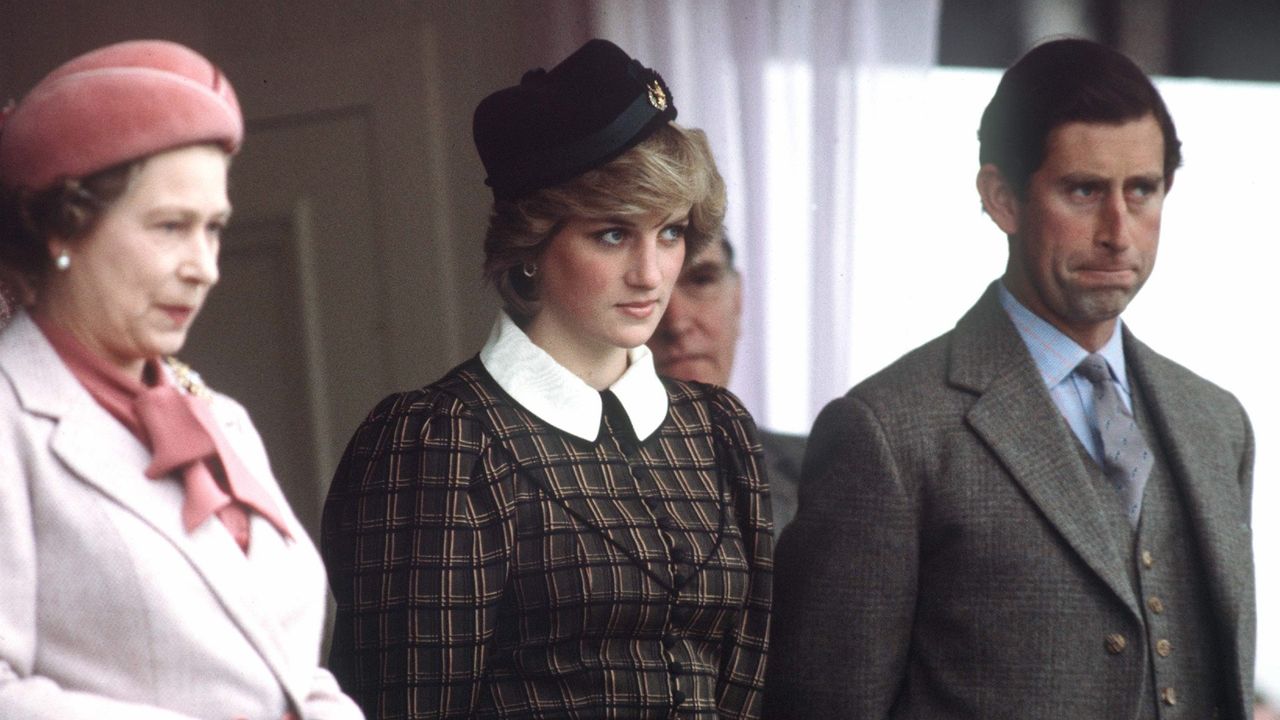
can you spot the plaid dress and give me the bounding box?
[321,358,772,719]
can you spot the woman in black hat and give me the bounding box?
[321,39,772,719]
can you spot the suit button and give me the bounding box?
[656,516,674,530]
[1105,633,1127,654]
[673,689,686,705]
[669,660,684,674]
[1147,597,1165,614]
[1161,686,1178,705]
[1141,550,1154,568]
[672,606,691,624]
[671,546,688,562]
[673,573,687,588]
[1156,639,1172,657]
[663,632,679,649]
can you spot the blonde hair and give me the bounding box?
[483,123,726,323]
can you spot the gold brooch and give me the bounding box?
[646,80,667,111]
[163,356,212,399]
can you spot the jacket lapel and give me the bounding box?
[1125,333,1254,708]
[3,312,311,711]
[55,409,311,711]
[949,286,1141,619]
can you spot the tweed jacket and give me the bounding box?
[766,283,1255,719]
[0,311,363,720]
[321,356,772,719]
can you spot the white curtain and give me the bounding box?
[583,0,941,433]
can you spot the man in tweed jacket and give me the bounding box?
[766,39,1255,719]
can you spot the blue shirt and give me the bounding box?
[996,282,1131,465]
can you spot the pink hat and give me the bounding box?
[0,39,243,192]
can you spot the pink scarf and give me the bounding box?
[35,316,292,553]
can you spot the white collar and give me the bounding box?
[478,312,669,442]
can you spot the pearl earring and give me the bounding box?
[55,251,70,271]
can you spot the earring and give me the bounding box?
[55,251,70,271]
[521,262,537,278]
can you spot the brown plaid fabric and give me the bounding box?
[322,358,773,719]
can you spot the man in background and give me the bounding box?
[768,38,1255,719]
[649,235,806,532]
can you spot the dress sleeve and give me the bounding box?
[708,388,773,719]
[321,390,516,719]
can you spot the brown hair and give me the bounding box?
[483,123,726,323]
[0,158,142,292]
[978,38,1181,197]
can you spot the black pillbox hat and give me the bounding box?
[473,38,677,201]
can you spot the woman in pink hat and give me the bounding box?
[0,40,362,720]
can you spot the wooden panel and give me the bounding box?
[183,216,323,534]
[184,111,384,539]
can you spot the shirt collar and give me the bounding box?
[478,312,669,442]
[997,280,1129,391]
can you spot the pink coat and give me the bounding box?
[0,311,362,720]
